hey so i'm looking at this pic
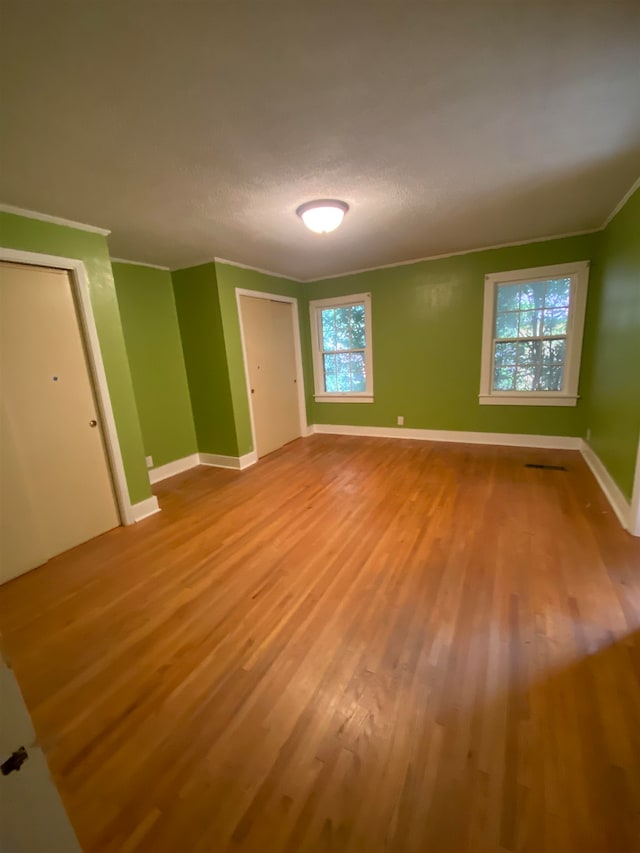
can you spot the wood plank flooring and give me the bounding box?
[1,435,639,852]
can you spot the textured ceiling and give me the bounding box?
[1,1,639,280]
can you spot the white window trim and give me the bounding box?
[479,260,589,406]
[309,292,374,403]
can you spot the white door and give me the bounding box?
[0,656,82,852]
[240,296,301,458]
[0,262,120,584]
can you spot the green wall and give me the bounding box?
[214,262,303,456]
[112,262,197,469]
[172,263,239,456]
[581,188,640,501]
[302,232,597,436]
[6,202,628,505]
[0,212,151,504]
[171,260,303,458]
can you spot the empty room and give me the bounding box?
[1,2,639,851]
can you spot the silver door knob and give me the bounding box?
[89,419,97,427]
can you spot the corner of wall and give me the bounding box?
[171,262,240,458]
[577,187,640,504]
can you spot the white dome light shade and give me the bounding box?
[296,199,349,234]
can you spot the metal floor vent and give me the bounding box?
[525,463,567,471]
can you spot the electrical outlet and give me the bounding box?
[145,455,154,469]
[397,415,404,426]
[586,427,591,442]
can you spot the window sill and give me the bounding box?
[479,394,578,407]
[314,394,374,404]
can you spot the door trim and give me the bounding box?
[0,248,135,525]
[236,288,309,458]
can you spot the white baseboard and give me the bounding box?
[131,495,161,522]
[199,450,258,471]
[237,450,258,470]
[310,423,581,450]
[309,424,637,534]
[148,453,200,484]
[579,439,632,533]
[146,450,258,484]
[135,433,638,536]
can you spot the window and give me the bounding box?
[309,292,373,402]
[479,261,589,406]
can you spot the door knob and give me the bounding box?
[89,419,98,427]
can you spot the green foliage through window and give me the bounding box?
[320,304,367,393]
[492,278,571,392]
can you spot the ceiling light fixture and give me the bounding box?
[296,199,349,234]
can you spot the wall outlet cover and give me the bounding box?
[397,416,404,426]
[145,455,154,468]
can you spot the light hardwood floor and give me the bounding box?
[0,435,639,852]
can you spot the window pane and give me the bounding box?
[334,307,352,350]
[515,366,536,391]
[350,351,365,391]
[495,312,518,338]
[519,281,546,310]
[321,308,336,351]
[351,373,366,391]
[542,338,566,365]
[350,351,365,372]
[324,374,337,392]
[494,341,517,366]
[488,270,578,397]
[516,340,541,364]
[539,366,563,391]
[493,365,516,390]
[545,278,571,308]
[496,284,520,312]
[323,353,336,392]
[542,308,568,336]
[336,352,351,391]
[351,304,366,348]
[518,310,543,337]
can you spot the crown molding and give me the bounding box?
[214,256,302,282]
[304,228,599,283]
[601,174,640,229]
[0,203,111,236]
[111,257,171,271]
[302,174,639,283]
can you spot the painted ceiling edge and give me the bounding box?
[0,203,111,236]
[2,175,637,279]
[111,257,171,271]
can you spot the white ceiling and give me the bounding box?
[1,1,639,281]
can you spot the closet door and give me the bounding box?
[0,262,119,583]
[240,295,300,459]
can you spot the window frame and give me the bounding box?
[309,291,374,403]
[479,260,589,406]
